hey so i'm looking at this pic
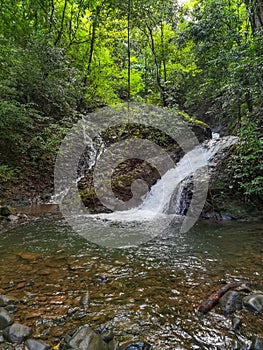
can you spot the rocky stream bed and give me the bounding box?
[0,214,262,349]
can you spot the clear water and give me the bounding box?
[0,217,262,349]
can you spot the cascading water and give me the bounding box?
[95,135,238,221]
[55,133,238,247]
[137,135,238,217]
[51,132,104,204]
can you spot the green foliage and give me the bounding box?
[0,0,262,207]
[0,165,20,183]
[230,120,263,199]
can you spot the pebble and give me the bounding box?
[67,307,80,317]
[231,317,242,332]
[7,215,19,222]
[81,291,90,311]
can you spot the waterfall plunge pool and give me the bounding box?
[0,217,262,349]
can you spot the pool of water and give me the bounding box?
[0,217,262,349]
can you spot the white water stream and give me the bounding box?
[55,134,238,247]
[95,135,238,221]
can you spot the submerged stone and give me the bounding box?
[219,290,242,315]
[25,339,51,350]
[0,308,13,330]
[251,337,263,350]
[67,325,109,350]
[243,293,263,314]
[0,294,19,307]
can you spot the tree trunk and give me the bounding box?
[54,0,68,46]
[245,0,263,34]
[147,24,167,106]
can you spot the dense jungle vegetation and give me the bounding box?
[0,0,262,203]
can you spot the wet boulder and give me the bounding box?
[0,206,13,217]
[25,339,51,350]
[219,290,242,315]
[0,294,19,307]
[4,323,32,343]
[251,337,263,350]
[243,293,263,314]
[0,308,13,330]
[65,325,110,350]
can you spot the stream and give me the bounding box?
[0,217,262,349]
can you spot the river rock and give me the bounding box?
[0,206,14,217]
[251,337,263,350]
[121,342,153,350]
[219,290,242,315]
[233,341,252,350]
[243,293,263,314]
[25,339,51,350]
[7,214,19,222]
[0,308,13,330]
[4,323,32,343]
[0,294,19,307]
[66,325,109,350]
[231,317,242,332]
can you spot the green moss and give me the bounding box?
[178,111,210,128]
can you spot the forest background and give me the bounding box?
[0,0,262,207]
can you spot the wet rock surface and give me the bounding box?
[63,324,113,350]
[4,323,32,343]
[25,339,51,350]
[243,293,263,314]
[0,308,14,330]
[0,293,151,350]
[219,290,242,315]
[251,337,263,350]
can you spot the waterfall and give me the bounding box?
[137,135,237,217]
[90,135,237,223]
[53,134,237,217]
[54,134,238,247]
[51,134,104,204]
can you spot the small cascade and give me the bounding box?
[55,134,238,247]
[54,133,237,224]
[138,135,237,217]
[51,135,104,204]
